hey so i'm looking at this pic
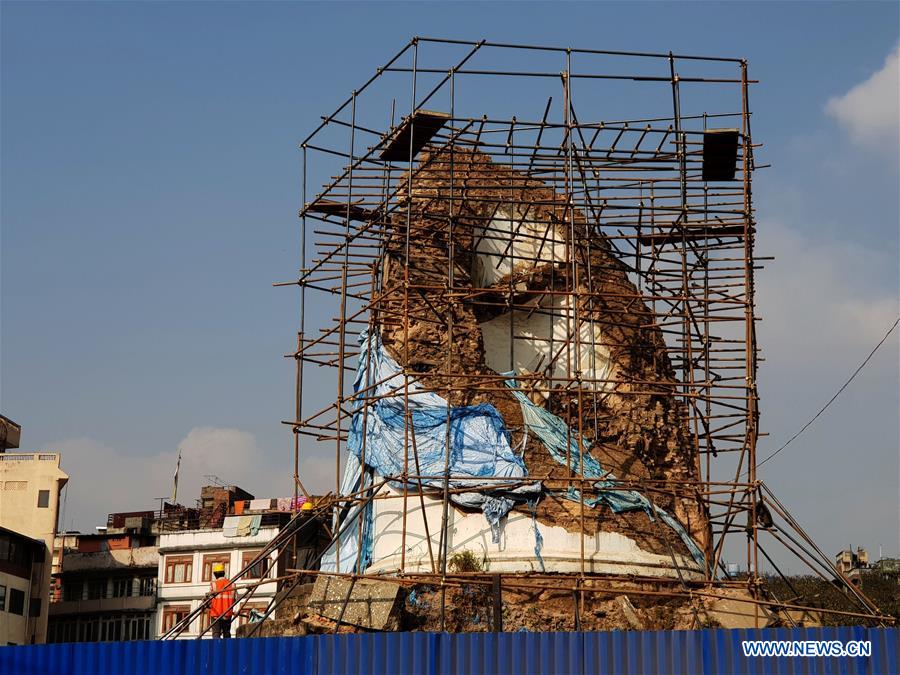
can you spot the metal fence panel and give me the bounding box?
[2,626,896,675]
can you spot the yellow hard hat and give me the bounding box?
[212,563,225,574]
[301,500,315,511]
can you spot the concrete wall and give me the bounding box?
[0,452,68,643]
[49,595,155,617]
[0,570,31,645]
[156,528,280,638]
[61,547,158,572]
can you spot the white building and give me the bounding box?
[156,523,284,638]
[0,419,69,643]
[0,527,46,645]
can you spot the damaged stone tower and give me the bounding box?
[285,38,889,631]
[368,146,709,579]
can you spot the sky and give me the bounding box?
[1,2,897,573]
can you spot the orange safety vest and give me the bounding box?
[209,578,236,619]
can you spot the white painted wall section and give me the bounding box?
[479,294,613,392]
[367,485,701,579]
[471,210,568,288]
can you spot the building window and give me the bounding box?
[49,613,154,644]
[87,579,106,600]
[6,538,26,568]
[129,614,151,641]
[164,555,193,584]
[201,553,230,582]
[100,615,121,641]
[138,576,156,596]
[199,609,212,633]
[50,620,77,644]
[112,578,133,598]
[63,581,83,602]
[0,585,6,611]
[122,614,151,641]
[160,605,190,634]
[37,489,50,508]
[79,618,97,642]
[8,588,25,616]
[241,550,269,579]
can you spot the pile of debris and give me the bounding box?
[237,575,406,637]
[241,573,813,636]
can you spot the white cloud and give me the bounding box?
[756,219,899,371]
[51,426,333,531]
[825,44,900,156]
[740,219,899,570]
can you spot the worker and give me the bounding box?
[207,563,236,639]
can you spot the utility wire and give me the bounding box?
[756,315,900,471]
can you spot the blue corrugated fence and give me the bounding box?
[3,626,897,675]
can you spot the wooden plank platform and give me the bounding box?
[303,199,377,222]
[637,224,745,247]
[379,110,451,162]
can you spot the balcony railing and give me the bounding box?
[49,595,157,617]
[0,452,59,462]
[56,578,157,604]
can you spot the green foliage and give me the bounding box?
[448,550,483,574]
[765,572,899,626]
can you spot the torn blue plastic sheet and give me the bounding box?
[320,451,375,574]
[321,330,540,573]
[505,379,705,567]
[529,501,546,573]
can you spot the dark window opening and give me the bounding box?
[8,588,26,616]
[242,551,269,579]
[86,580,105,600]
[112,578,132,598]
[63,581,83,602]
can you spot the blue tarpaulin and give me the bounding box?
[320,451,375,574]
[322,331,540,573]
[322,329,704,574]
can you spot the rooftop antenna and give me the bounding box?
[203,474,231,488]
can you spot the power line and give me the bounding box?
[757,315,900,471]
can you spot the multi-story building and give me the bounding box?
[836,547,869,575]
[835,546,872,587]
[0,415,68,643]
[0,527,46,645]
[47,514,159,644]
[42,477,320,642]
[872,557,900,576]
[0,416,21,453]
[50,531,80,601]
[155,486,293,639]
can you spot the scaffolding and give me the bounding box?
[275,37,890,631]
